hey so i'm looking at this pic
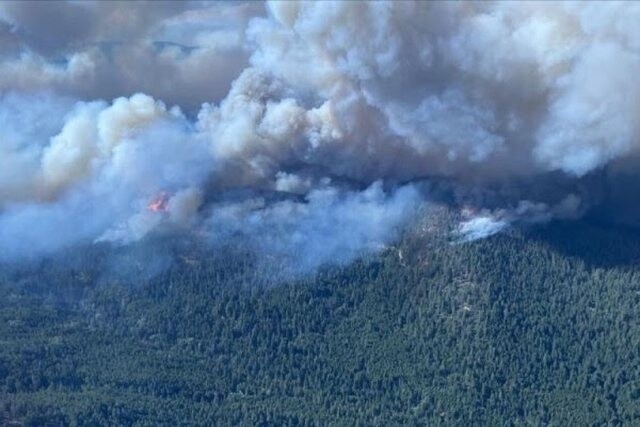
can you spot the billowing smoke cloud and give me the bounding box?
[237,1,640,181]
[456,195,582,242]
[1,1,639,273]
[0,92,212,260]
[0,1,264,110]
[205,182,420,277]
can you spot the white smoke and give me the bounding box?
[0,1,263,109]
[205,182,421,276]
[458,216,510,242]
[457,195,584,241]
[0,93,212,259]
[1,1,639,267]
[239,1,640,179]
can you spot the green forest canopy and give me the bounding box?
[1,220,640,425]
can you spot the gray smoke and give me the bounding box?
[205,182,420,277]
[0,1,263,110]
[1,1,639,272]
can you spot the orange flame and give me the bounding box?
[147,192,169,213]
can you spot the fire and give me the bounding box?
[147,192,169,213]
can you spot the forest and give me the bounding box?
[1,215,640,426]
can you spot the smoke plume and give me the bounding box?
[1,1,639,272]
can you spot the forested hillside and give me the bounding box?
[2,219,640,425]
